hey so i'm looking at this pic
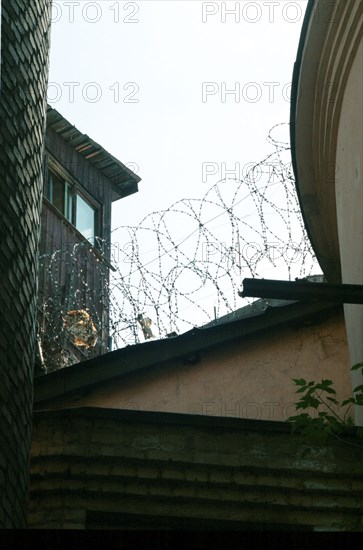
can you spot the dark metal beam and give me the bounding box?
[239,279,363,304]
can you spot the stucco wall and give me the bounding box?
[0,0,51,527]
[335,38,363,424]
[47,311,352,422]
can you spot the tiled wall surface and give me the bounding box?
[0,0,51,527]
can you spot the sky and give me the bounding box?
[48,0,315,339]
[49,0,308,218]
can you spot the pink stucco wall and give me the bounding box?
[54,311,352,422]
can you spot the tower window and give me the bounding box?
[45,169,97,245]
[76,193,95,244]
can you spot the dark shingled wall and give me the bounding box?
[0,0,51,527]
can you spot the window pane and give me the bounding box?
[44,172,51,201]
[64,183,73,222]
[76,194,95,244]
[47,170,67,216]
[52,173,65,214]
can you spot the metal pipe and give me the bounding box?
[239,279,363,304]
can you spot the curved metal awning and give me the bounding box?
[290,0,362,283]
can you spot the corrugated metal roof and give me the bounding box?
[46,105,141,202]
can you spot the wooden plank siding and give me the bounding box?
[38,201,110,369]
[45,127,113,236]
[38,129,116,372]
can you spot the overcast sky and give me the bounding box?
[48,1,313,335]
[49,1,308,220]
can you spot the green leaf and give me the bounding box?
[296,395,318,409]
[293,378,307,386]
[351,362,363,371]
[315,379,335,391]
[326,397,339,404]
[287,413,312,434]
[345,415,354,426]
[342,398,355,406]
[306,396,320,409]
[287,415,300,422]
[325,415,342,424]
[290,369,363,445]
[315,384,336,394]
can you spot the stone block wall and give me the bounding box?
[29,408,363,530]
[0,0,51,527]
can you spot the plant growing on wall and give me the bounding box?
[288,362,363,443]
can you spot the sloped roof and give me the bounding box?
[203,275,327,327]
[34,296,341,407]
[202,297,297,328]
[46,105,141,202]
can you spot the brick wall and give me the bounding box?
[29,408,363,530]
[0,0,51,527]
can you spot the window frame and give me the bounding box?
[45,156,102,245]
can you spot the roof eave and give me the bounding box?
[34,300,342,407]
[46,105,141,202]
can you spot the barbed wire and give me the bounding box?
[37,123,321,370]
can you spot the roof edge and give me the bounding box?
[33,406,292,434]
[34,300,342,406]
[46,105,141,202]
